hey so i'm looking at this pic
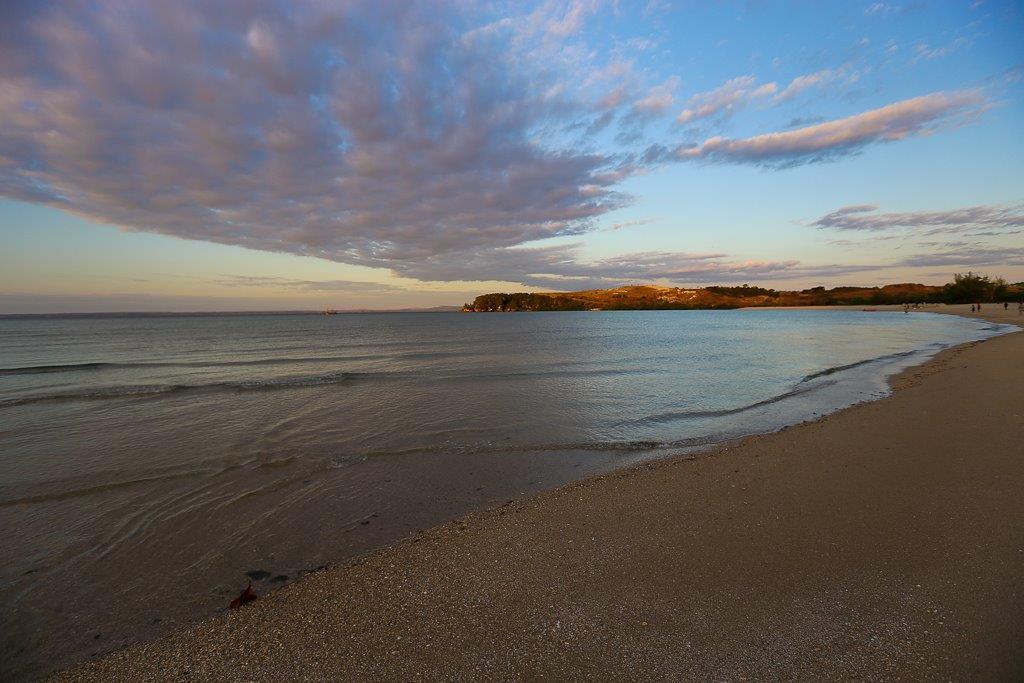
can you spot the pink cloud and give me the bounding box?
[675,90,986,166]
[676,76,777,125]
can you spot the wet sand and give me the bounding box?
[60,304,1024,680]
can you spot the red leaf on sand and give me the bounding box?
[229,582,257,609]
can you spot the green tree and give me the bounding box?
[942,272,1006,303]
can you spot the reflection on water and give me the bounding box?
[0,309,1010,678]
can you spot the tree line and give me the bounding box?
[937,272,1017,304]
[463,293,586,311]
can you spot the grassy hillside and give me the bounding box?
[463,275,1023,312]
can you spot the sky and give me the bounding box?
[1,0,1022,313]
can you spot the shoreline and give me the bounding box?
[59,304,1024,680]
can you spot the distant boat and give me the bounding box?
[323,309,338,315]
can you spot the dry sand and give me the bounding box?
[60,304,1024,680]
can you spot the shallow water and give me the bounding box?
[0,309,1011,678]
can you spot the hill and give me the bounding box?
[463,275,1022,312]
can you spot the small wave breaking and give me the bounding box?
[0,371,357,408]
[627,382,832,426]
[0,353,424,376]
[798,348,921,383]
[0,362,114,375]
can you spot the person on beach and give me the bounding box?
[971,304,976,312]
[1004,302,1009,311]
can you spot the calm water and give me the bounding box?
[0,309,1010,678]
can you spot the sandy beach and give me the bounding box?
[59,304,1023,680]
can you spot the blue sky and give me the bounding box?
[0,0,1021,312]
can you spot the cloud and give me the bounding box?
[0,2,999,290]
[466,0,607,44]
[217,276,407,294]
[864,3,900,17]
[585,59,641,111]
[532,0,604,38]
[676,76,777,125]
[965,230,1022,237]
[609,217,656,231]
[813,203,1024,234]
[671,65,860,129]
[784,116,827,128]
[915,38,969,61]
[673,90,986,167]
[392,242,880,289]
[0,1,627,277]
[774,67,855,102]
[585,110,617,135]
[626,37,657,52]
[896,246,1024,268]
[629,76,681,120]
[643,0,673,17]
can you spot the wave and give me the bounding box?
[0,353,621,380]
[0,355,383,376]
[462,367,658,381]
[628,344,957,428]
[0,350,477,376]
[0,371,358,408]
[506,436,716,453]
[798,349,920,383]
[0,454,307,508]
[0,362,114,375]
[627,382,832,426]
[341,436,722,468]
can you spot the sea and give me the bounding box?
[0,308,1012,678]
